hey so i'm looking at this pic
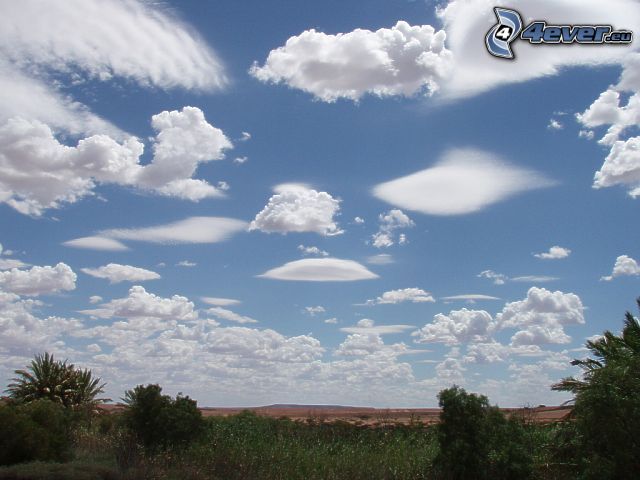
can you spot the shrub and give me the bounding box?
[433,386,532,480]
[0,400,73,466]
[122,384,204,454]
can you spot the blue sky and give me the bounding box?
[1,0,639,407]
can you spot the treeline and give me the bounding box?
[1,300,639,479]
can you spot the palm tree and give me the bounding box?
[551,299,640,479]
[552,302,640,396]
[6,352,107,408]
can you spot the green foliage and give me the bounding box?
[433,386,532,480]
[122,384,204,454]
[0,400,74,466]
[6,353,107,409]
[552,299,640,479]
[0,461,118,480]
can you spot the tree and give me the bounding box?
[122,384,204,453]
[433,386,532,480]
[6,352,107,409]
[552,299,640,479]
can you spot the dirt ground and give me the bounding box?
[99,403,572,425]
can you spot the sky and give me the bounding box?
[1,0,640,407]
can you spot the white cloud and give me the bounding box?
[207,307,258,324]
[601,255,640,281]
[0,263,76,296]
[0,258,28,270]
[201,297,241,307]
[62,236,129,251]
[497,287,585,346]
[324,318,338,324]
[438,0,640,100]
[250,184,343,236]
[80,286,198,322]
[354,217,365,224]
[593,136,640,196]
[534,246,571,260]
[298,245,329,257]
[511,276,559,283]
[81,264,160,284]
[335,332,410,357]
[100,216,247,244]
[259,258,378,282]
[463,342,509,364]
[367,288,434,305]
[371,209,414,248]
[478,270,507,285]
[0,290,83,357]
[304,306,326,316]
[547,119,563,130]
[239,132,251,142]
[366,254,394,265]
[0,107,233,215]
[0,0,225,137]
[234,156,248,164]
[176,260,197,268]
[340,318,414,336]
[373,148,555,215]
[442,294,500,302]
[413,308,496,345]
[251,21,452,102]
[135,107,233,200]
[89,296,103,304]
[478,270,558,285]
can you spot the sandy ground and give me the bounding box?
[99,403,572,425]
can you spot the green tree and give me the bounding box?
[122,384,204,453]
[433,386,532,480]
[6,352,107,409]
[552,299,640,479]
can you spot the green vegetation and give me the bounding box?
[552,299,640,479]
[1,298,639,479]
[7,353,106,409]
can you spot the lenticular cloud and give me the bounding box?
[373,148,555,215]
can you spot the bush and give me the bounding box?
[433,386,532,480]
[122,384,204,454]
[0,400,73,466]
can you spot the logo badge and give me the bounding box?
[485,8,523,59]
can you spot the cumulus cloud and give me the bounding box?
[366,288,434,305]
[207,307,258,324]
[201,297,241,307]
[0,258,28,270]
[99,216,247,245]
[547,119,563,130]
[304,306,326,316]
[413,308,496,345]
[250,184,343,236]
[80,286,198,322]
[373,148,555,216]
[62,236,129,251]
[601,255,640,281]
[0,107,233,215]
[81,264,160,283]
[0,263,76,296]
[593,136,640,196]
[0,0,225,137]
[259,258,378,282]
[497,287,585,346]
[371,209,414,248]
[340,319,414,336]
[478,270,507,285]
[251,21,452,102]
[298,245,329,257]
[534,246,571,260]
